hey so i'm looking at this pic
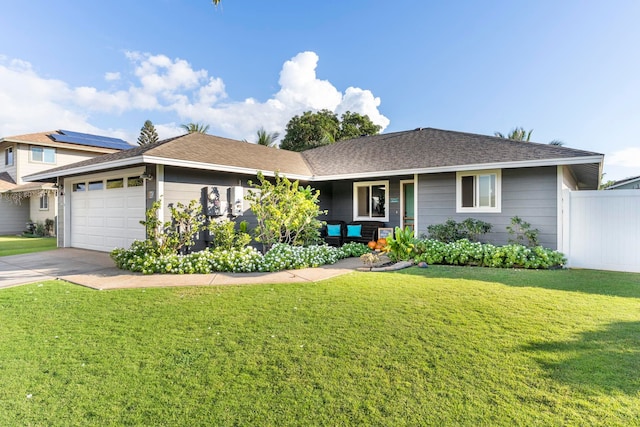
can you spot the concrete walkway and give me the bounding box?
[0,248,363,290]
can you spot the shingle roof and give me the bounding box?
[24,127,603,188]
[0,172,16,191]
[27,133,313,179]
[301,127,603,176]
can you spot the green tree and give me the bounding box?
[338,111,382,140]
[244,127,280,147]
[494,127,565,146]
[137,120,159,146]
[245,171,326,251]
[280,110,381,152]
[280,110,339,152]
[180,122,210,134]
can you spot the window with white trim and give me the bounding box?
[39,193,49,210]
[5,147,13,166]
[353,181,389,221]
[31,146,56,164]
[456,170,501,213]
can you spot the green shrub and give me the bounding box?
[506,216,540,247]
[414,239,565,269]
[427,218,492,243]
[140,199,206,255]
[386,226,417,261]
[111,242,352,275]
[337,242,370,258]
[246,171,326,250]
[207,219,252,250]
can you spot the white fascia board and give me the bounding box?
[23,156,146,181]
[141,156,313,181]
[25,153,604,183]
[312,155,604,181]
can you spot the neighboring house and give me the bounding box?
[606,175,640,190]
[25,127,603,253]
[0,130,132,235]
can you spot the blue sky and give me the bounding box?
[1,1,639,180]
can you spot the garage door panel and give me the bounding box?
[70,177,146,252]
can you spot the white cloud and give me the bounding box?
[607,147,640,168]
[0,51,389,144]
[105,72,120,81]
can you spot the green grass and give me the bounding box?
[0,266,639,426]
[0,235,57,256]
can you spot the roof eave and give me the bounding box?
[142,156,313,181]
[23,156,147,181]
[23,153,604,184]
[311,155,605,181]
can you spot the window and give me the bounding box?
[73,183,86,192]
[127,176,143,187]
[31,146,56,163]
[4,147,13,166]
[106,178,124,189]
[39,193,49,210]
[456,170,501,213]
[88,181,104,191]
[353,181,389,221]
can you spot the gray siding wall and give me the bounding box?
[417,167,558,249]
[0,197,29,235]
[161,167,258,251]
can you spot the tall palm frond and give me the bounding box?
[180,123,210,134]
[256,128,280,147]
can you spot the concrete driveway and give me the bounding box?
[0,248,363,290]
[0,248,117,289]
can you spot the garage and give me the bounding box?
[68,170,146,252]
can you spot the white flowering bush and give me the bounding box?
[111,242,357,274]
[414,238,565,269]
[260,243,342,272]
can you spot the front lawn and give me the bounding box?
[0,235,57,257]
[1,267,638,425]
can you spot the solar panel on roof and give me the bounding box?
[50,130,132,150]
[59,129,127,144]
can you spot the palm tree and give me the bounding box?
[548,139,565,146]
[180,122,210,134]
[256,127,280,147]
[243,127,280,147]
[495,127,566,146]
[494,127,533,141]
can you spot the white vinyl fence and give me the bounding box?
[562,189,640,273]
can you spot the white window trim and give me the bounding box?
[5,146,13,166]
[353,180,389,222]
[456,169,502,213]
[39,193,49,210]
[30,146,56,164]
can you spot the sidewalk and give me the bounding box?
[0,248,364,290]
[62,257,364,290]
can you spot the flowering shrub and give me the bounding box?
[414,239,565,269]
[336,242,370,258]
[111,242,353,275]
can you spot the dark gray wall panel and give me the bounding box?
[417,167,558,249]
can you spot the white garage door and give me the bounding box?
[69,174,146,252]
